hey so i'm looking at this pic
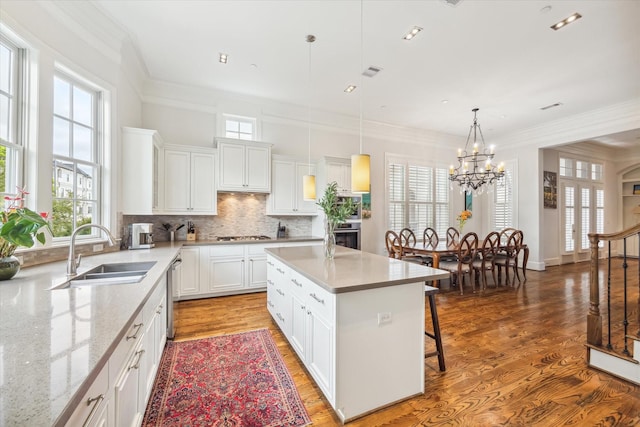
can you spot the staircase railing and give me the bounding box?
[588,223,640,355]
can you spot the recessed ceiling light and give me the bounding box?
[362,66,382,78]
[219,53,228,64]
[402,26,423,41]
[441,100,449,104]
[550,13,582,31]
[344,85,357,93]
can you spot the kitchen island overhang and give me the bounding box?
[265,245,449,423]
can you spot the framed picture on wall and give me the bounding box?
[464,191,472,212]
[544,171,557,209]
[634,184,640,195]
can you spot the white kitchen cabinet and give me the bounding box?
[121,127,163,214]
[266,159,317,215]
[164,145,217,215]
[326,158,351,195]
[64,362,110,427]
[217,138,271,193]
[114,342,145,427]
[179,246,201,297]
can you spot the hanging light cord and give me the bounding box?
[359,0,363,155]
[307,35,315,174]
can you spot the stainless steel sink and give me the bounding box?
[52,261,157,289]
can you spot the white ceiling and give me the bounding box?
[91,0,640,146]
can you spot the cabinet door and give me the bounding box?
[190,152,216,213]
[307,310,333,399]
[270,160,296,214]
[326,161,351,194]
[246,145,271,191]
[295,162,318,214]
[164,150,191,212]
[218,143,246,190]
[208,257,245,293]
[179,247,200,296]
[114,346,145,427]
[247,256,267,289]
[65,363,109,427]
[290,293,307,360]
[156,296,167,358]
[139,324,155,408]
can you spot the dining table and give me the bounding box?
[395,239,530,286]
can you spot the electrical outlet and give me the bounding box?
[377,312,392,325]
[93,244,104,253]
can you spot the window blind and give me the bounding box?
[580,187,590,250]
[494,167,514,231]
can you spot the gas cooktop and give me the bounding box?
[216,235,272,242]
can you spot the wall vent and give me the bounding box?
[362,66,382,78]
[540,102,563,111]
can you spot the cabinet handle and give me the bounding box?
[291,278,302,287]
[156,304,163,314]
[301,305,305,310]
[82,394,105,427]
[126,323,143,340]
[267,261,274,266]
[128,349,145,371]
[276,313,285,322]
[307,310,311,315]
[267,279,274,286]
[310,293,325,304]
[276,268,285,274]
[276,288,285,296]
[267,300,274,308]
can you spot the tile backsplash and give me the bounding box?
[124,193,314,242]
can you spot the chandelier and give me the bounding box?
[449,108,505,195]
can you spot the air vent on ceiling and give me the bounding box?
[442,0,464,6]
[540,102,563,111]
[362,66,382,78]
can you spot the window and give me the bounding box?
[493,160,517,231]
[51,73,101,238]
[0,36,24,200]
[591,163,603,181]
[559,158,573,177]
[386,155,449,238]
[224,114,255,140]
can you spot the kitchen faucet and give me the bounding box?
[67,224,117,276]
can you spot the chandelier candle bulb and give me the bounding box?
[457,148,462,157]
[449,165,454,175]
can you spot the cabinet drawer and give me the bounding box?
[109,311,144,385]
[288,269,308,298]
[65,362,109,427]
[143,280,165,324]
[306,282,335,321]
[209,245,245,257]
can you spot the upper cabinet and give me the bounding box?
[164,145,217,215]
[266,158,317,216]
[216,138,272,193]
[324,157,352,195]
[122,127,163,215]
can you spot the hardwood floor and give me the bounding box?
[174,261,640,426]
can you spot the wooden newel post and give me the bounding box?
[587,233,602,346]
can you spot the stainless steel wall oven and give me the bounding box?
[334,222,361,250]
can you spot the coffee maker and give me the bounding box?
[128,223,155,249]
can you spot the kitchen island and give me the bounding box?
[265,245,449,423]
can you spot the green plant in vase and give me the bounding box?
[0,188,51,280]
[317,182,359,259]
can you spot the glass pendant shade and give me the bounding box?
[351,153,370,194]
[303,174,316,201]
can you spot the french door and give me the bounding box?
[560,180,604,263]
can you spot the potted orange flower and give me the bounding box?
[0,188,51,280]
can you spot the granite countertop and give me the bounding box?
[181,235,322,245]
[0,243,182,427]
[265,245,450,294]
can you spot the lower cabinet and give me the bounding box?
[66,277,167,427]
[178,246,201,297]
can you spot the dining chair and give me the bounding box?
[472,231,500,290]
[446,227,460,247]
[438,232,478,295]
[385,230,402,259]
[399,228,430,264]
[423,227,439,248]
[498,227,517,247]
[494,230,524,286]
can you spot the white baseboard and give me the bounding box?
[544,257,560,266]
[526,261,545,271]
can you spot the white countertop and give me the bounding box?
[265,245,450,293]
[0,243,182,427]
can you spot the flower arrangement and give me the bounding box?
[457,209,472,231]
[0,188,51,258]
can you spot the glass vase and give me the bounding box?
[324,221,337,259]
[0,255,21,280]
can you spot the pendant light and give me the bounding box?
[351,0,370,194]
[302,34,317,201]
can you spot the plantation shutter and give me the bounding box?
[494,165,514,231]
[388,162,405,231]
[563,184,575,252]
[434,168,450,238]
[408,165,431,232]
[580,187,591,250]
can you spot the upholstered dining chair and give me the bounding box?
[399,228,430,264]
[494,230,524,286]
[438,232,478,295]
[472,231,500,290]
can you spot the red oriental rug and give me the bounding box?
[142,329,311,427]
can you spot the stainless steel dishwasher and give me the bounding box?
[167,253,182,339]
